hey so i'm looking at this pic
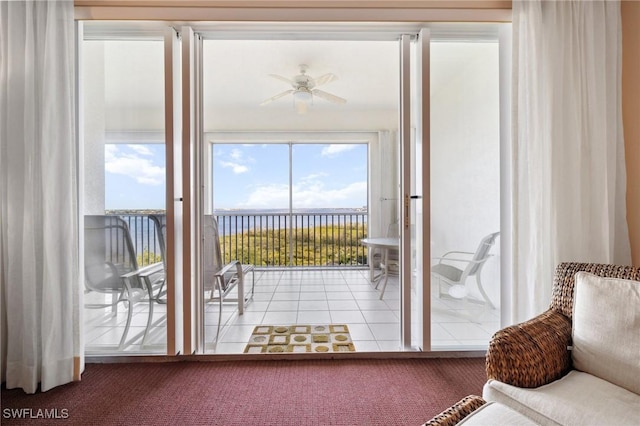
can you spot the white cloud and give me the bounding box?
[241,180,366,209]
[230,148,243,161]
[243,183,290,207]
[293,181,367,207]
[105,145,165,185]
[105,144,118,161]
[321,144,358,157]
[220,161,249,174]
[299,172,328,183]
[217,147,253,173]
[127,144,153,156]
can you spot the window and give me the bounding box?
[211,142,368,267]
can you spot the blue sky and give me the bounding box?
[104,143,367,210]
[105,144,166,210]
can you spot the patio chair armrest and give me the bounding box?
[441,251,475,257]
[121,262,163,279]
[138,262,164,277]
[423,395,486,426]
[216,260,242,276]
[486,310,572,388]
[432,256,482,264]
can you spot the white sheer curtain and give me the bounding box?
[512,0,631,323]
[0,0,82,393]
[372,130,399,238]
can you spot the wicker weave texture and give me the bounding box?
[486,309,571,388]
[551,262,640,318]
[423,395,486,426]
[486,262,640,389]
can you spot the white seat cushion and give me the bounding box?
[483,371,640,426]
[572,272,640,395]
[457,402,538,426]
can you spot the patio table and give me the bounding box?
[360,237,399,283]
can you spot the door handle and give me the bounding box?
[410,195,422,199]
[404,194,410,229]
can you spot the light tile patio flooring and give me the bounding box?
[84,268,500,355]
[208,268,500,353]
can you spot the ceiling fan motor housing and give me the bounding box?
[294,75,314,90]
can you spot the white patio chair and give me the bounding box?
[431,231,500,309]
[204,215,255,345]
[149,214,167,303]
[84,215,163,349]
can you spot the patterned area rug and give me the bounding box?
[244,324,356,354]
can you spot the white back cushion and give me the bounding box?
[572,272,640,395]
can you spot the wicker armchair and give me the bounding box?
[486,262,640,388]
[424,262,640,426]
[423,395,486,426]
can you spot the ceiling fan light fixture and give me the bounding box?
[293,88,313,103]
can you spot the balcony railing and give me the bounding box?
[114,210,369,269]
[216,211,368,268]
[117,214,163,267]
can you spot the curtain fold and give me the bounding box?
[0,0,81,393]
[375,130,399,237]
[512,0,631,323]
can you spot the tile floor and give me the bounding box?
[84,268,500,355]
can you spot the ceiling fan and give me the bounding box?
[260,64,347,114]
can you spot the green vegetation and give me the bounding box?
[219,224,369,267]
[137,249,162,267]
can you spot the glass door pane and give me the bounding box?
[82,37,167,354]
[212,143,290,267]
[429,39,501,350]
[205,143,289,351]
[291,143,368,267]
[201,37,399,354]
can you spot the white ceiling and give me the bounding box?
[92,34,498,132]
[202,39,399,112]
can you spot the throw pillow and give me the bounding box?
[572,272,640,395]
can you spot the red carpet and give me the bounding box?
[2,358,486,425]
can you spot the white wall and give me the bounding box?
[205,108,397,132]
[83,41,106,214]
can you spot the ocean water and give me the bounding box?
[214,209,367,233]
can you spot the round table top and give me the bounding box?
[360,237,399,248]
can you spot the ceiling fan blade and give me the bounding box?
[260,90,294,106]
[313,73,338,86]
[269,74,295,85]
[312,89,347,104]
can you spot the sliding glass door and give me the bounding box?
[198,27,508,354]
[428,27,507,350]
[79,21,509,357]
[80,28,174,355]
[79,23,184,356]
[200,37,400,353]
[400,26,508,351]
